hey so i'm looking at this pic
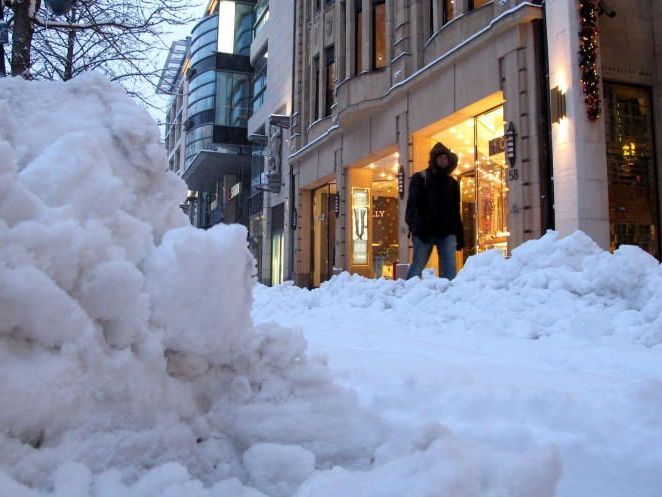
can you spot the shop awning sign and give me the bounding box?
[489,135,506,157]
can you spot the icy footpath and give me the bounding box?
[255,232,662,497]
[0,75,560,497]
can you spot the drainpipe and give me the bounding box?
[288,0,298,282]
[533,0,555,232]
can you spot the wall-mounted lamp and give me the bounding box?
[505,122,517,167]
[397,166,405,199]
[550,86,567,124]
[330,193,340,218]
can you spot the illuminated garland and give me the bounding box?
[578,0,601,121]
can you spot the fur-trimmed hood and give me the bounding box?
[428,142,458,174]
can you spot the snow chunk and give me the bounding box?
[244,443,315,497]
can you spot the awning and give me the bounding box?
[182,151,251,192]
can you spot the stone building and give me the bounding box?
[247,0,295,285]
[288,0,662,287]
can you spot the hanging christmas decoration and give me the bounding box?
[578,0,601,121]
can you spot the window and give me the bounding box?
[234,3,254,55]
[185,125,214,166]
[216,71,251,127]
[218,1,254,55]
[253,0,269,38]
[372,1,386,70]
[355,2,363,74]
[443,0,455,24]
[325,46,335,117]
[190,15,219,66]
[429,0,434,36]
[188,72,216,118]
[252,50,268,113]
[313,56,320,121]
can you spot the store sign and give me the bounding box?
[488,135,506,157]
[230,182,241,199]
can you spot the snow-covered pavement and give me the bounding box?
[254,238,662,497]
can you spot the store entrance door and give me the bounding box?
[311,183,337,287]
[429,105,509,269]
[604,83,660,258]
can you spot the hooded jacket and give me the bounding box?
[405,142,465,248]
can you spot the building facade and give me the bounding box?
[247,0,295,285]
[289,0,662,287]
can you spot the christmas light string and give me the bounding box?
[578,0,602,121]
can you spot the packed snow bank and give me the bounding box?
[0,75,561,497]
[257,231,662,347]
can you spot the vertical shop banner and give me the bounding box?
[352,188,370,265]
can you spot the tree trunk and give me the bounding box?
[1,1,6,77]
[11,0,41,78]
[63,4,77,80]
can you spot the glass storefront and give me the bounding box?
[431,105,509,265]
[349,153,400,279]
[312,183,337,287]
[604,83,660,258]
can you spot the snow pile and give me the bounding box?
[257,231,662,346]
[0,75,562,497]
[254,232,662,497]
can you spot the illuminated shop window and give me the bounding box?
[431,105,509,263]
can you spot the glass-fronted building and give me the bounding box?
[181,0,256,230]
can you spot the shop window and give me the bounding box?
[604,83,660,258]
[372,1,387,70]
[249,214,264,280]
[429,105,509,266]
[271,202,285,285]
[325,46,335,117]
[349,153,400,278]
[355,2,363,75]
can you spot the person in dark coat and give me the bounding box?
[405,142,465,280]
